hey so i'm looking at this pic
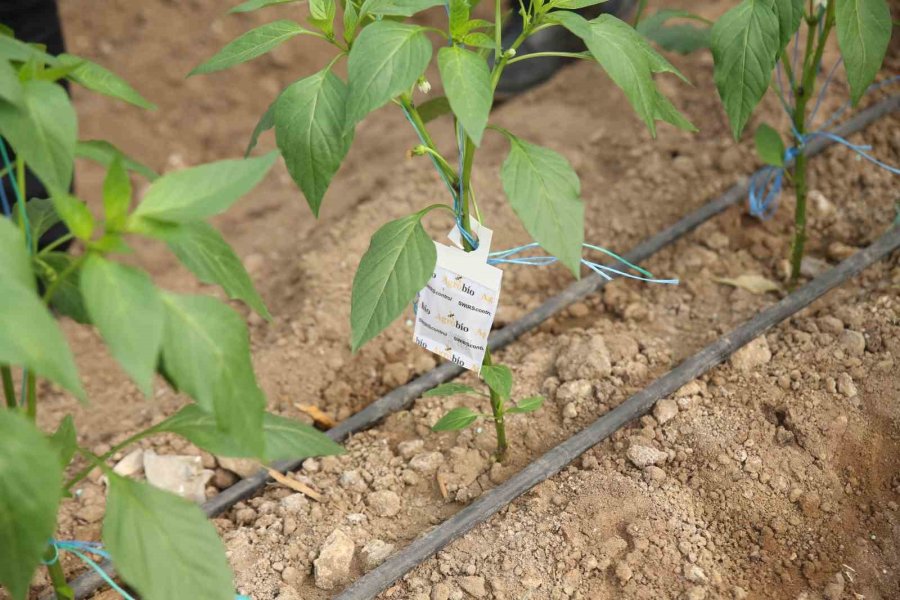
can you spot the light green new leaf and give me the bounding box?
[163,222,271,319]
[229,0,300,13]
[58,54,155,109]
[132,151,277,224]
[350,212,436,351]
[438,46,491,145]
[500,135,584,276]
[308,0,336,35]
[104,474,234,600]
[835,0,891,104]
[191,20,310,75]
[103,156,132,231]
[770,0,803,50]
[0,80,76,192]
[245,100,276,157]
[710,0,780,139]
[51,194,94,240]
[0,412,64,600]
[38,252,91,324]
[346,21,432,126]
[75,140,158,181]
[0,60,22,105]
[157,404,344,461]
[0,217,35,290]
[432,407,479,431]
[0,34,56,64]
[480,364,512,399]
[361,0,445,17]
[507,395,544,414]
[423,382,479,397]
[49,415,78,469]
[754,123,785,166]
[81,255,163,396]
[0,279,84,398]
[448,0,469,37]
[160,293,265,456]
[275,68,352,216]
[553,13,694,136]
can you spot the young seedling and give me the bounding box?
[0,31,342,600]
[193,0,693,455]
[709,0,892,286]
[426,363,543,460]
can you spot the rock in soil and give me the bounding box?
[314,529,355,590]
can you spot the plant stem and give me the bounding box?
[2,365,15,409]
[43,545,75,600]
[398,95,459,187]
[459,134,476,250]
[37,232,75,256]
[24,371,36,420]
[42,254,85,304]
[64,427,156,491]
[507,51,592,64]
[483,350,508,461]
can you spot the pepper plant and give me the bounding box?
[194,0,695,457]
[709,0,892,285]
[0,31,342,600]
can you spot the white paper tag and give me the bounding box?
[413,223,502,373]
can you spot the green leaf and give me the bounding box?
[462,32,496,49]
[75,140,158,181]
[346,21,432,126]
[275,68,352,216]
[0,412,64,600]
[103,156,132,231]
[51,194,94,240]
[245,100,276,157]
[361,0,445,17]
[350,212,436,351]
[480,364,512,399]
[57,54,155,109]
[553,13,694,136]
[0,278,84,398]
[163,222,271,320]
[0,80,76,192]
[437,46,491,145]
[80,255,163,396]
[432,406,479,431]
[448,0,470,37]
[507,395,544,414]
[157,404,344,461]
[0,216,36,291]
[423,382,479,397]
[770,0,804,50]
[417,95,452,123]
[499,134,584,276]
[131,152,277,224]
[190,20,311,75]
[0,35,56,64]
[16,198,60,250]
[49,415,78,469]
[0,59,23,105]
[754,123,785,166]
[835,0,891,104]
[229,0,300,13]
[551,0,608,8]
[104,473,234,600]
[636,10,711,54]
[710,0,780,139]
[160,293,266,456]
[343,0,360,42]
[38,252,90,323]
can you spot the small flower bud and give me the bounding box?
[505,48,517,58]
[417,76,431,94]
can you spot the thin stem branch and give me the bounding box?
[507,51,592,64]
[37,233,74,256]
[44,544,75,600]
[398,95,459,188]
[64,427,157,491]
[42,254,85,304]
[2,365,15,409]
[25,371,36,421]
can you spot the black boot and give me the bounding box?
[495,0,636,97]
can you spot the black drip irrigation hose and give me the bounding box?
[56,94,898,600]
[339,225,900,599]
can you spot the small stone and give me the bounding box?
[800,256,830,278]
[314,529,355,590]
[144,452,213,503]
[280,493,309,513]
[643,466,667,482]
[556,335,612,381]
[744,456,763,474]
[457,575,487,597]
[561,402,578,419]
[281,566,301,585]
[235,507,256,525]
[626,445,667,468]
[112,449,144,478]
[361,539,394,571]
[730,337,772,371]
[367,490,401,517]
[684,563,708,583]
[676,381,703,398]
[568,302,590,318]
[836,373,857,398]
[839,330,866,356]
[410,452,445,474]
[653,399,678,425]
[818,315,844,335]
[397,439,424,459]
[614,562,633,585]
[556,379,593,403]
[213,468,238,489]
[827,241,856,261]
[339,469,369,492]
[217,457,260,479]
[302,458,320,473]
[686,586,708,600]
[431,583,452,600]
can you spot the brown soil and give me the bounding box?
[11,0,900,599]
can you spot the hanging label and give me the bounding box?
[413,221,502,373]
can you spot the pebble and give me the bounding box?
[281,566,301,585]
[457,576,487,598]
[367,490,401,517]
[556,335,612,381]
[556,379,593,403]
[339,469,369,492]
[653,399,678,425]
[684,563,708,583]
[112,449,144,478]
[614,562,633,585]
[561,402,578,419]
[836,373,857,398]
[410,452,445,474]
[643,466,667,482]
[818,315,844,335]
[626,444,667,468]
[431,583,451,600]
[361,539,394,571]
[839,330,866,356]
[730,337,772,371]
[217,457,260,479]
[280,493,309,513]
[144,452,213,503]
[314,529,355,590]
[397,439,424,459]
